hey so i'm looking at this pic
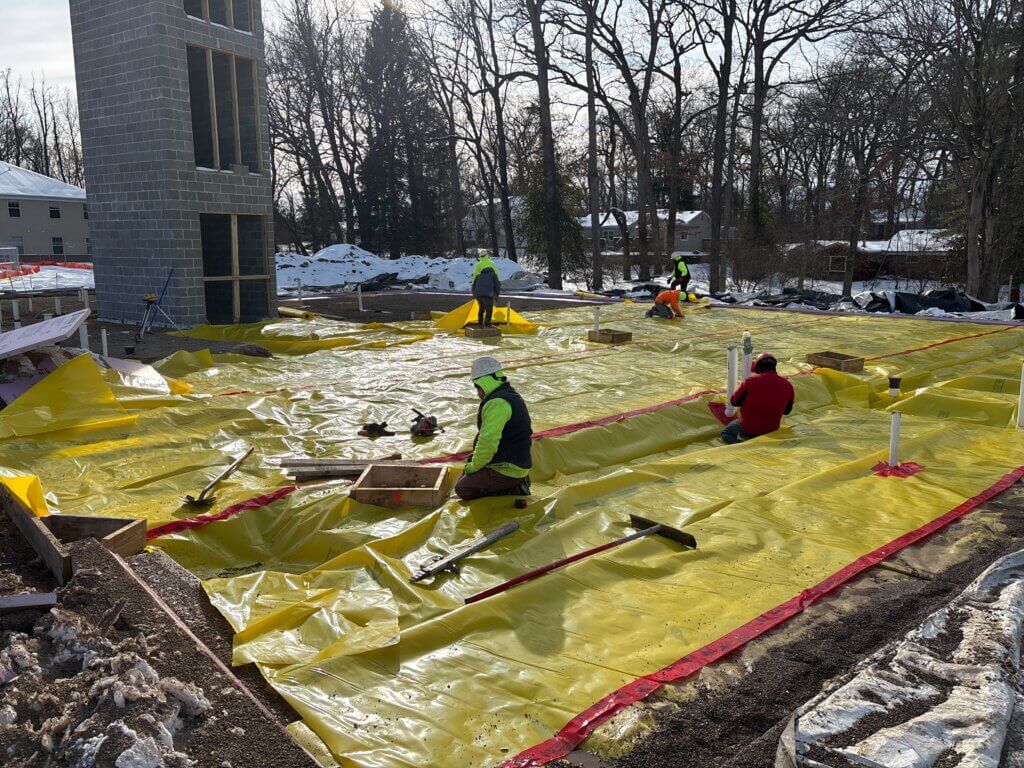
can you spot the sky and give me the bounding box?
[0,1,288,91]
[0,1,77,89]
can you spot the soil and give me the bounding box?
[127,550,297,725]
[553,485,1024,768]
[0,512,318,768]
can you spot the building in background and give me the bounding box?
[0,161,90,260]
[69,0,276,325]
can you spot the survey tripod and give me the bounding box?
[136,269,185,342]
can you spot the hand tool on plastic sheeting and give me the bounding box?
[410,521,519,583]
[464,514,696,604]
[184,446,254,506]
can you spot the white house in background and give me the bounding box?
[0,161,89,260]
[462,196,526,252]
[579,209,711,255]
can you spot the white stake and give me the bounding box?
[296,278,302,302]
[55,272,59,290]
[1017,361,1024,430]
[54,297,62,315]
[506,300,511,331]
[78,324,89,350]
[12,301,19,322]
[726,346,739,417]
[741,331,753,381]
[357,284,364,312]
[593,306,600,332]
[43,313,52,320]
[13,320,21,329]
[888,411,902,467]
[27,295,32,311]
[101,328,109,357]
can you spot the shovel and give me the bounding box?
[464,514,695,604]
[184,446,254,506]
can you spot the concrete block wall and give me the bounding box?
[69,0,276,326]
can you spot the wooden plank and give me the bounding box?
[0,592,56,612]
[0,485,71,584]
[588,328,633,344]
[41,515,147,557]
[102,518,147,557]
[279,453,403,468]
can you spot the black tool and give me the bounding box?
[358,422,395,438]
[410,409,442,438]
[410,521,519,583]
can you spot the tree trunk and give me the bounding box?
[447,128,466,256]
[965,176,984,297]
[707,0,734,294]
[748,39,767,246]
[585,0,603,289]
[525,0,562,288]
[843,175,869,297]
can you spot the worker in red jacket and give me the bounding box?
[722,353,794,444]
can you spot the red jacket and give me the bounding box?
[730,371,794,436]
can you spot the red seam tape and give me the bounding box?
[499,465,1024,767]
[146,485,298,540]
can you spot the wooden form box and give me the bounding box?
[350,465,451,509]
[805,350,865,373]
[465,325,502,339]
[0,484,146,584]
[588,328,633,344]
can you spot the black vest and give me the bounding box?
[475,382,533,468]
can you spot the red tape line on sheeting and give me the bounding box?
[499,464,1024,768]
[146,485,298,540]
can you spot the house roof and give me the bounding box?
[0,161,86,202]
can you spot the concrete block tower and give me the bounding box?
[69,0,276,326]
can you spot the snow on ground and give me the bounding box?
[276,245,542,292]
[2,266,95,292]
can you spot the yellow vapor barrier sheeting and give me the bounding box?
[433,299,538,333]
[2,303,1024,766]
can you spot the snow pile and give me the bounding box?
[276,245,543,292]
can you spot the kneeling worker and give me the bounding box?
[455,356,533,500]
[721,353,795,444]
[646,289,684,319]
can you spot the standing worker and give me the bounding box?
[646,289,684,319]
[721,353,795,444]
[455,356,533,501]
[472,251,501,327]
[669,252,690,296]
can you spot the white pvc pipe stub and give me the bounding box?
[888,411,902,467]
[726,346,739,417]
[593,306,600,332]
[1017,361,1024,430]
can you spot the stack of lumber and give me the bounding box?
[278,453,416,482]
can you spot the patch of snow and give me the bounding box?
[276,245,542,292]
[115,735,161,768]
[2,265,95,292]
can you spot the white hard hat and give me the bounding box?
[671,251,685,261]
[471,356,503,381]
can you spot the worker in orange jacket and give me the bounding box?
[646,289,683,319]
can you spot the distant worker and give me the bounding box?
[646,289,684,319]
[721,353,795,444]
[455,356,533,501]
[472,251,502,326]
[669,252,690,295]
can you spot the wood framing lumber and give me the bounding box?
[0,484,72,584]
